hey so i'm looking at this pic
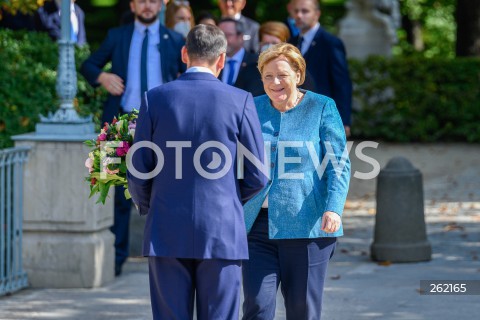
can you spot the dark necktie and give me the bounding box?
[226,60,237,85]
[297,36,304,53]
[141,29,149,95]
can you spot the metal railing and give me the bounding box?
[0,147,30,296]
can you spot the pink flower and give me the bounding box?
[102,157,120,175]
[98,133,107,141]
[85,158,94,173]
[105,167,120,175]
[116,141,130,157]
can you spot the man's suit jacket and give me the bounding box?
[127,72,267,260]
[290,28,352,126]
[219,52,265,97]
[80,23,185,123]
[35,2,87,46]
[238,15,260,53]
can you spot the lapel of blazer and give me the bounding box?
[122,24,135,80]
[304,27,323,60]
[235,52,257,86]
[159,25,170,82]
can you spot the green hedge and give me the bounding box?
[0,29,106,149]
[350,56,480,142]
[1,30,479,147]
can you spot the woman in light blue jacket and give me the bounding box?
[242,43,350,320]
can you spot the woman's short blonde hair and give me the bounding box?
[259,21,291,43]
[257,43,306,85]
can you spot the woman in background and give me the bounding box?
[195,10,217,26]
[258,21,291,52]
[165,1,194,38]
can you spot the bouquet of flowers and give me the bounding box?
[84,110,138,204]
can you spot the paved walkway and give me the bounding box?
[1,211,479,320]
[1,143,479,319]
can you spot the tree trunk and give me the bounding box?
[401,15,424,51]
[455,0,480,57]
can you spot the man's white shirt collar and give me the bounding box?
[302,22,320,41]
[300,22,320,55]
[186,66,215,75]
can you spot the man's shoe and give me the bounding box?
[115,264,122,277]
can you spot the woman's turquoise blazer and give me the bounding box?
[243,91,351,239]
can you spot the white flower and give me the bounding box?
[116,120,124,132]
[129,128,135,139]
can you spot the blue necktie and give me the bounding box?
[141,29,149,95]
[226,60,237,85]
[297,36,304,54]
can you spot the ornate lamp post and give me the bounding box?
[12,0,114,288]
[38,0,93,132]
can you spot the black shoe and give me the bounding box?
[115,264,122,277]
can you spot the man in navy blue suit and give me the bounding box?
[127,24,266,320]
[35,0,87,46]
[80,0,185,276]
[290,0,353,137]
[218,18,265,97]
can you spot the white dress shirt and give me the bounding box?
[299,22,320,56]
[122,20,163,112]
[185,66,215,75]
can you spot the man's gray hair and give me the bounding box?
[186,24,227,65]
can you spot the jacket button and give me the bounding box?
[273,132,279,137]
[270,163,275,168]
[271,146,276,152]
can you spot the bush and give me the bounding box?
[0,29,106,149]
[1,30,479,146]
[350,55,480,142]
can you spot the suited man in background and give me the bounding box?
[218,0,259,53]
[80,0,184,276]
[128,24,266,319]
[290,0,352,137]
[35,0,87,46]
[218,18,264,97]
[285,0,300,39]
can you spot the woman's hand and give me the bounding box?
[321,211,342,233]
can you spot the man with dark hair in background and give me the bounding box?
[35,0,87,46]
[218,18,264,97]
[290,0,353,137]
[217,0,260,53]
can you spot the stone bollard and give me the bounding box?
[371,157,432,262]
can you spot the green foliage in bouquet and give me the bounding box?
[84,110,138,204]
